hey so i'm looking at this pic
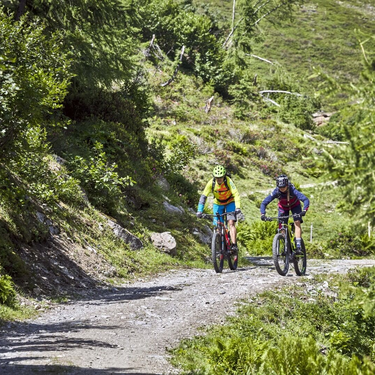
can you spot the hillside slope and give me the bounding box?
[1,0,374,319]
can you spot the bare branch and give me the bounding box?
[222,17,244,48]
[204,96,215,113]
[254,2,284,26]
[263,98,280,107]
[232,0,236,32]
[304,134,349,145]
[259,90,302,96]
[161,46,185,87]
[145,34,164,61]
[254,0,272,14]
[149,34,155,47]
[247,54,274,65]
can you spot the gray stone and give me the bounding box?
[163,201,184,215]
[108,220,143,250]
[36,212,60,235]
[150,232,177,256]
[193,225,212,246]
[157,177,170,191]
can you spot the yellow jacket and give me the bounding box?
[198,177,241,211]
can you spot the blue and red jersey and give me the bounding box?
[260,184,309,214]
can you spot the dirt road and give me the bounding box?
[1,258,374,375]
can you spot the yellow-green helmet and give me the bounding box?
[213,165,226,178]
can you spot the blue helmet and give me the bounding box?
[276,174,288,188]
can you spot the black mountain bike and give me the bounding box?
[264,214,307,276]
[202,212,238,273]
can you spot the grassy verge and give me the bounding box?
[170,267,375,374]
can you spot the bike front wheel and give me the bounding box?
[293,239,307,276]
[227,250,238,270]
[211,231,224,273]
[272,233,289,276]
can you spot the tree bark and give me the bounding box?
[15,0,27,21]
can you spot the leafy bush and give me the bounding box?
[237,221,278,255]
[0,275,16,307]
[164,135,196,175]
[139,0,226,84]
[323,229,375,258]
[278,94,320,130]
[68,142,135,213]
[166,173,199,208]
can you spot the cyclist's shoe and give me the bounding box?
[231,244,239,255]
[295,246,303,255]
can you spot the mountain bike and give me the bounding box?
[264,214,307,276]
[202,211,238,273]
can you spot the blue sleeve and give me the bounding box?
[260,188,278,214]
[197,195,207,212]
[292,186,310,210]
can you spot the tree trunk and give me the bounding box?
[15,0,27,21]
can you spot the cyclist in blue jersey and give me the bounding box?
[260,174,309,254]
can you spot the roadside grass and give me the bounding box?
[170,267,375,374]
[0,303,37,324]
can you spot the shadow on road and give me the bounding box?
[244,256,274,267]
[0,363,159,374]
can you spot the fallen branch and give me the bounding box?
[254,2,284,26]
[247,54,274,65]
[222,17,243,48]
[259,90,302,97]
[263,97,280,107]
[204,96,215,113]
[303,134,349,145]
[146,34,164,61]
[160,46,185,87]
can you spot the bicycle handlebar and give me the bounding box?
[201,211,236,219]
[264,214,301,222]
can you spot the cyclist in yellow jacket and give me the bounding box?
[196,165,242,254]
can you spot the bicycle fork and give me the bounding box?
[220,229,226,261]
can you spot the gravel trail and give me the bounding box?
[1,258,374,375]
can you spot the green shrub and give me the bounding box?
[238,220,277,255]
[68,142,135,213]
[324,228,375,258]
[0,275,16,307]
[166,173,198,208]
[164,135,196,174]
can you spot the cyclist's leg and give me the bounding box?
[226,202,237,242]
[291,205,303,251]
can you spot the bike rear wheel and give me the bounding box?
[212,231,224,273]
[272,233,289,276]
[293,238,307,276]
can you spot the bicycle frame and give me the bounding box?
[201,211,238,273]
[215,213,231,254]
[278,221,295,260]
